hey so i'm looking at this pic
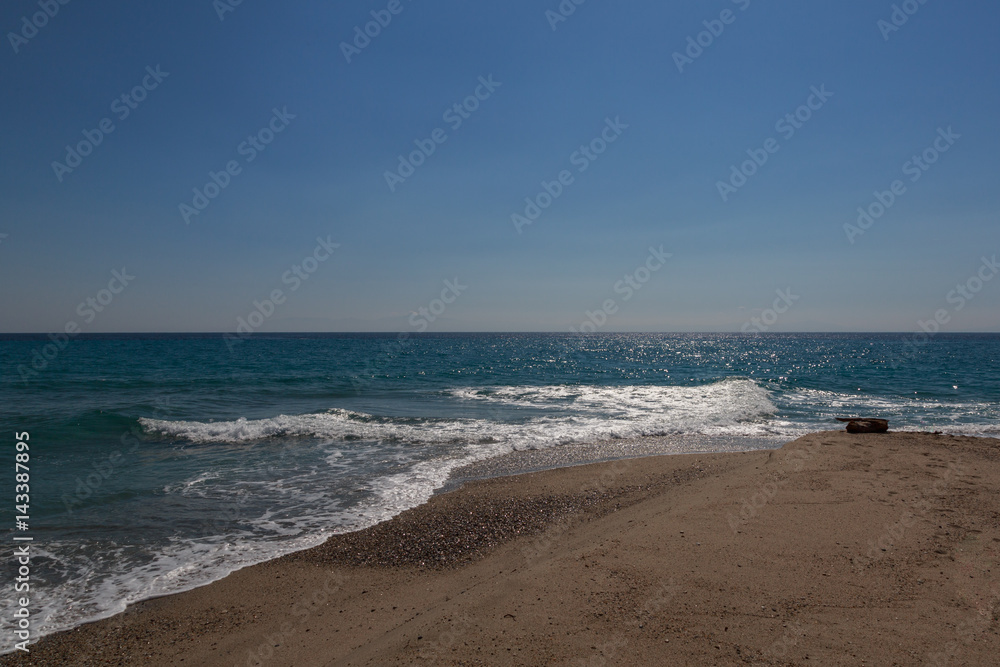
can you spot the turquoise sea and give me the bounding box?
[2,332,999,646]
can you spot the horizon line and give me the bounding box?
[2,331,999,337]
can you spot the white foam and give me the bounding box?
[779,386,1000,435]
[45,377,997,650]
[451,378,784,442]
[12,439,513,649]
[140,378,785,448]
[140,409,496,445]
[162,470,220,494]
[14,372,999,653]
[20,529,334,646]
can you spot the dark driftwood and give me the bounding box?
[835,418,889,433]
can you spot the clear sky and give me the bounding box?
[1,0,998,334]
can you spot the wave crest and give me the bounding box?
[140,379,781,447]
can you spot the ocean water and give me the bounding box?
[2,332,999,646]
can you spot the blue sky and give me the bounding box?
[1,0,998,333]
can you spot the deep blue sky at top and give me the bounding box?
[1,0,998,333]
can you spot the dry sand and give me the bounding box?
[4,431,999,666]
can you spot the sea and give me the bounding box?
[2,332,999,648]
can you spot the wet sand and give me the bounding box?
[4,431,999,665]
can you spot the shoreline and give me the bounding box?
[14,433,788,649]
[443,433,785,490]
[5,430,1000,665]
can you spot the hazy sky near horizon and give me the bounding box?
[1,0,999,334]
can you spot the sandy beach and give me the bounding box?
[5,430,1000,666]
